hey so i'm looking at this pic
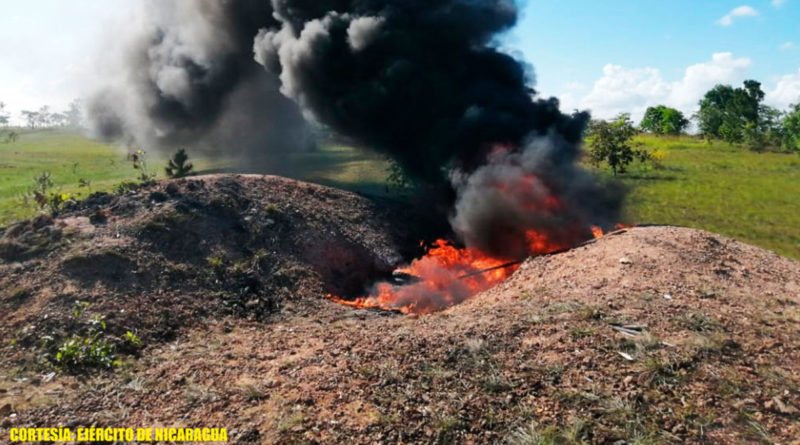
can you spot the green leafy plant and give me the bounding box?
[129,149,156,184]
[55,336,117,370]
[124,331,142,348]
[73,300,90,318]
[50,301,143,373]
[26,171,72,215]
[587,113,649,175]
[165,148,194,178]
[640,105,689,135]
[782,102,800,152]
[54,307,118,371]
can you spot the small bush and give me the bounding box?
[55,336,117,371]
[165,148,195,179]
[587,114,649,176]
[124,331,142,348]
[25,171,73,216]
[48,302,143,373]
[128,149,156,184]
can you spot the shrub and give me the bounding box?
[128,149,156,184]
[55,336,117,371]
[165,148,195,179]
[587,114,649,175]
[25,171,73,216]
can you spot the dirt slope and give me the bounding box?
[1,177,799,444]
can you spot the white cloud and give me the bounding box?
[780,41,796,51]
[772,0,788,7]
[766,69,800,109]
[716,6,759,26]
[563,53,751,121]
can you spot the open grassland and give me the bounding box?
[1,130,798,259]
[0,130,391,225]
[0,130,142,223]
[616,135,800,260]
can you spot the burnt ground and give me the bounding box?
[1,175,799,444]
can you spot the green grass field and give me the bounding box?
[0,130,141,223]
[616,135,800,260]
[0,130,392,224]
[1,130,798,260]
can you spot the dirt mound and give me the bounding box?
[0,175,415,369]
[1,185,799,443]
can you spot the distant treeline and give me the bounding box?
[610,80,800,152]
[0,99,83,130]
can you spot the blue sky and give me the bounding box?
[0,1,798,123]
[507,0,800,119]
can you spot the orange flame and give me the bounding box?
[326,230,575,314]
[326,170,621,314]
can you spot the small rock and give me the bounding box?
[0,403,12,416]
[619,257,633,265]
[663,294,674,300]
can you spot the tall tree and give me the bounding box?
[21,110,39,129]
[783,102,800,151]
[640,105,689,135]
[37,106,52,128]
[696,80,766,143]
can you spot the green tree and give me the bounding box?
[696,80,765,144]
[165,148,194,178]
[783,102,800,151]
[640,105,689,135]
[587,113,647,176]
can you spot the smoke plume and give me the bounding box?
[253,0,587,183]
[252,0,619,258]
[89,0,621,261]
[86,0,312,169]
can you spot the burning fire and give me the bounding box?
[327,225,608,315]
[326,161,621,314]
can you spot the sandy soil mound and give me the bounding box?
[0,175,416,370]
[1,178,799,444]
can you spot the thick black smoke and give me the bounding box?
[87,0,313,169]
[90,0,621,260]
[254,0,620,258]
[254,0,586,182]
